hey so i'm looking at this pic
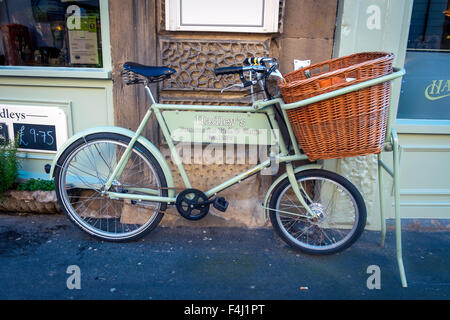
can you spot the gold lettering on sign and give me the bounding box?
[425,80,450,101]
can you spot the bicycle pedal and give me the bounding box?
[213,197,229,212]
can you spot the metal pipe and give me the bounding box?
[153,107,192,189]
[378,153,387,247]
[285,162,317,218]
[104,107,154,190]
[392,129,408,288]
[144,84,157,104]
[107,191,176,203]
[205,160,270,197]
[379,159,394,178]
[155,103,257,113]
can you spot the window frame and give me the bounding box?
[0,0,111,79]
[165,0,279,33]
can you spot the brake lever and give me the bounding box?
[221,83,244,93]
[220,80,257,93]
[270,69,285,82]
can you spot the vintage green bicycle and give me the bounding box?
[49,57,404,255]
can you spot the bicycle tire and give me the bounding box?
[54,132,168,242]
[268,169,366,255]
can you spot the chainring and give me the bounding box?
[175,189,210,221]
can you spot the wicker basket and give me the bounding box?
[279,52,394,161]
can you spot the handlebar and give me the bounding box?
[214,65,266,76]
[214,57,280,98]
[243,57,276,66]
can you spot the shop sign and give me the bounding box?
[425,80,450,101]
[162,110,277,145]
[0,104,68,152]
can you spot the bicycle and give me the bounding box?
[48,56,402,255]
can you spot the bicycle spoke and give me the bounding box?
[58,138,163,240]
[273,173,362,252]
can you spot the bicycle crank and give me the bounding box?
[175,189,229,220]
[175,189,210,221]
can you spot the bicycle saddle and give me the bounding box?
[123,62,176,78]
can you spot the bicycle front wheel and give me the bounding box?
[54,133,168,242]
[269,169,366,255]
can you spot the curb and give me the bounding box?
[385,218,450,232]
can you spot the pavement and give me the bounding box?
[0,213,449,300]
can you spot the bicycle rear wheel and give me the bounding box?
[269,169,366,255]
[54,133,167,242]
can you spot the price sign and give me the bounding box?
[0,104,68,152]
[13,123,57,151]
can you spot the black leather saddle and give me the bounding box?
[122,62,176,83]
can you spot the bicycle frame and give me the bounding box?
[101,67,405,220]
[103,95,313,211]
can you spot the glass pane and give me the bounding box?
[397,1,450,120]
[0,0,102,68]
[407,0,449,51]
[397,51,450,120]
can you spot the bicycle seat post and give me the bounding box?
[144,79,157,105]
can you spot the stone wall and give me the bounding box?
[277,0,338,74]
[156,0,338,103]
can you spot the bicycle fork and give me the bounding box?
[285,162,318,220]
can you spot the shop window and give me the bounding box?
[407,0,449,51]
[0,0,103,68]
[397,0,450,121]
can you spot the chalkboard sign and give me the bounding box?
[13,123,57,151]
[0,123,8,145]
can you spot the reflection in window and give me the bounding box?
[407,0,450,51]
[0,0,102,67]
